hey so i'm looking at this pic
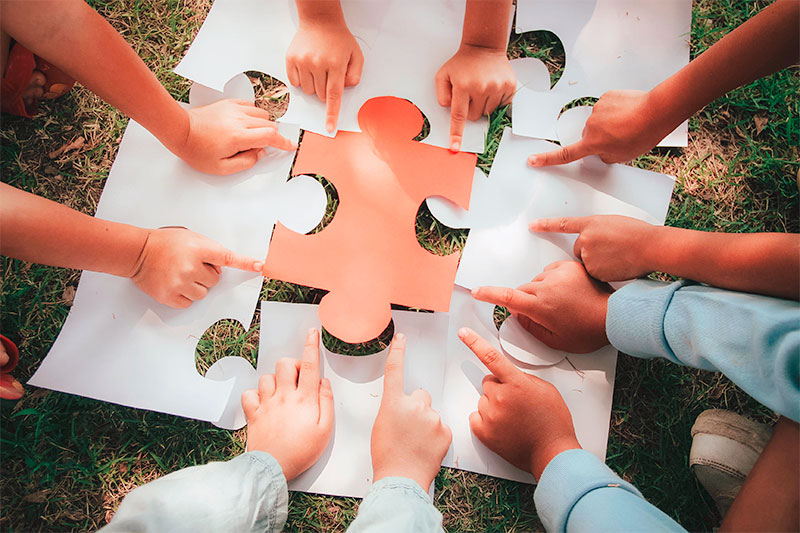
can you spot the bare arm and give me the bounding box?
[644,227,800,301]
[0,184,261,307]
[531,215,800,301]
[530,0,800,166]
[0,0,296,175]
[0,183,145,276]
[0,0,189,155]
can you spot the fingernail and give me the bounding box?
[308,327,318,336]
[458,327,468,339]
[528,221,539,231]
[527,156,538,166]
[257,149,267,159]
[326,121,335,133]
[471,287,480,297]
[253,261,264,271]
[450,141,460,153]
[395,333,405,342]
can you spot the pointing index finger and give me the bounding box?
[325,68,345,133]
[206,245,262,272]
[529,217,588,234]
[383,333,406,397]
[449,88,469,152]
[458,327,518,383]
[298,328,321,392]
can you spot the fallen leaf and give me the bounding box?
[753,114,768,135]
[48,136,85,159]
[22,490,50,503]
[62,285,76,306]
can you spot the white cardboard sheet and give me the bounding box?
[441,287,617,483]
[175,0,488,153]
[29,81,325,426]
[511,0,691,146]
[257,301,449,499]
[429,127,675,291]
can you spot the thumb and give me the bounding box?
[218,148,266,175]
[527,140,592,167]
[205,243,262,272]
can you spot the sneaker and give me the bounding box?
[689,409,773,517]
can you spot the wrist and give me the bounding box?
[641,225,671,274]
[145,100,191,161]
[373,466,432,493]
[530,436,582,480]
[457,41,507,55]
[645,83,689,137]
[124,227,153,280]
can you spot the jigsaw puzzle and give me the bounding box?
[175,0,489,152]
[257,301,448,499]
[263,96,476,343]
[428,124,676,292]
[29,78,326,427]
[512,0,691,145]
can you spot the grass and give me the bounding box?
[1,0,797,531]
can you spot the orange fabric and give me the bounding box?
[1,42,37,117]
[0,42,75,118]
[264,97,476,343]
[0,334,22,401]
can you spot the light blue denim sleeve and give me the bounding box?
[606,279,800,422]
[100,451,288,533]
[347,477,443,532]
[535,449,685,532]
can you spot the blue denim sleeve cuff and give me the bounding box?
[534,449,642,533]
[606,279,688,363]
[348,477,443,532]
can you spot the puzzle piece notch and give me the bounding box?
[264,96,476,343]
[511,0,691,146]
[175,0,489,152]
[28,74,327,424]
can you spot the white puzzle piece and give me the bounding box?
[175,0,488,153]
[512,0,691,146]
[441,287,617,481]
[428,127,675,291]
[29,79,326,426]
[257,301,449,499]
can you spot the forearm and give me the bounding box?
[295,0,348,29]
[0,184,146,277]
[646,0,800,133]
[460,0,513,51]
[645,227,800,300]
[534,449,684,532]
[347,477,443,532]
[607,280,800,422]
[102,452,289,533]
[0,0,189,152]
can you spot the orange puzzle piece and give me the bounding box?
[264,96,477,343]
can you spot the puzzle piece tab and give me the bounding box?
[264,97,476,343]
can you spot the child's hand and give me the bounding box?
[435,45,515,152]
[527,90,670,166]
[371,334,452,491]
[472,261,611,354]
[176,99,297,175]
[286,23,364,133]
[129,227,262,308]
[529,215,657,281]
[242,328,334,481]
[458,327,581,479]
